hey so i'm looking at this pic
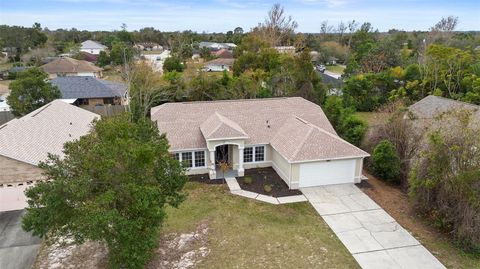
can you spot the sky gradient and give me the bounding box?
[0,0,479,33]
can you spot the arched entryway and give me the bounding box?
[211,143,244,179]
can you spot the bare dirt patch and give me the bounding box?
[33,221,210,269]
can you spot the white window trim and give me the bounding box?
[244,145,266,163]
[175,150,207,169]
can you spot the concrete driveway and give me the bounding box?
[302,184,446,269]
[0,210,41,269]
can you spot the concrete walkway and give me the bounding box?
[0,210,41,269]
[301,184,446,269]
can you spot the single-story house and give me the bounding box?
[409,95,480,120]
[203,58,235,72]
[151,97,369,189]
[134,42,163,51]
[80,40,107,55]
[41,57,103,78]
[0,100,99,211]
[212,49,233,59]
[199,42,236,51]
[141,50,171,72]
[51,76,128,107]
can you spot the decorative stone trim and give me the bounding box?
[225,177,307,205]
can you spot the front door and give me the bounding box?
[215,145,229,164]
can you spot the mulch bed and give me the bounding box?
[237,167,302,197]
[189,174,224,185]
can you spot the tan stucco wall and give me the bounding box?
[206,139,245,151]
[270,146,291,186]
[0,155,43,184]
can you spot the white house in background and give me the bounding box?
[80,40,107,55]
[141,50,171,72]
[0,100,99,211]
[203,58,235,72]
[151,97,369,188]
[199,42,237,51]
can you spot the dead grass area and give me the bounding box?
[0,80,11,94]
[359,172,480,269]
[355,112,391,127]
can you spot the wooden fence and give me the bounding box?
[82,105,129,117]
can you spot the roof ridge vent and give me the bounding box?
[30,104,52,117]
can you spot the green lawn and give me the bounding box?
[325,65,345,75]
[355,112,391,127]
[161,182,360,269]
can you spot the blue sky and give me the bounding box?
[0,0,479,32]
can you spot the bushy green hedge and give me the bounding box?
[372,140,401,184]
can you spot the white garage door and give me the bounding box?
[299,159,356,187]
[0,183,30,212]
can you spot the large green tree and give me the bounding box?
[22,115,188,268]
[7,68,61,116]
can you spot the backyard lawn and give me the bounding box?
[325,65,345,75]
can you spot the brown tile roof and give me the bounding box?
[212,49,233,59]
[41,57,103,74]
[0,100,99,166]
[151,97,368,162]
[200,112,248,140]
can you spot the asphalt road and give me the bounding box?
[0,210,41,269]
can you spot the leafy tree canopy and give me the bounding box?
[7,67,61,116]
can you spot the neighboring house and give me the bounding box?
[203,58,235,72]
[408,95,480,120]
[142,50,171,72]
[0,100,99,211]
[151,97,369,188]
[80,40,107,55]
[199,42,236,51]
[80,51,98,62]
[212,49,233,59]
[51,76,128,107]
[274,46,296,54]
[134,42,163,51]
[41,57,103,78]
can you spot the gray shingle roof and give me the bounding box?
[409,95,480,119]
[81,40,107,50]
[51,76,127,99]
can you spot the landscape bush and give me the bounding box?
[263,184,272,193]
[243,176,253,185]
[372,140,401,184]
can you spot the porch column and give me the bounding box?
[238,147,244,176]
[209,149,216,179]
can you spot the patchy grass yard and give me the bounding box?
[162,182,359,268]
[325,65,345,75]
[355,111,390,127]
[34,182,359,268]
[360,173,480,269]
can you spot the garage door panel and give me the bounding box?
[299,159,356,187]
[0,184,30,212]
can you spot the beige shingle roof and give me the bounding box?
[0,100,99,166]
[200,112,248,140]
[151,97,368,162]
[270,117,368,162]
[41,57,103,74]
